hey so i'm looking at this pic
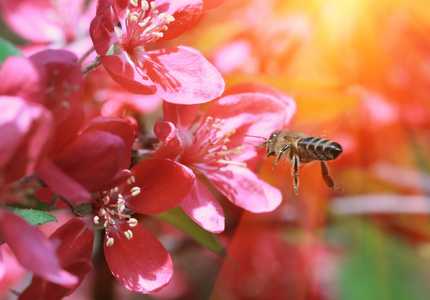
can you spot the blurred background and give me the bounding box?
[2,0,430,299]
[157,0,430,299]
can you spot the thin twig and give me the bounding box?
[82,55,102,74]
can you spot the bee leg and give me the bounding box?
[320,161,342,191]
[293,154,299,195]
[273,145,291,169]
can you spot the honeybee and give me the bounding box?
[258,130,343,195]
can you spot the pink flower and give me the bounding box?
[0,209,78,288]
[0,0,96,56]
[0,55,54,186]
[0,245,26,294]
[90,0,225,104]
[0,97,53,186]
[1,50,86,181]
[153,84,296,233]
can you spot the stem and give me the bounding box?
[82,55,102,74]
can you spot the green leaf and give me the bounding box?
[156,206,226,257]
[12,208,58,226]
[338,219,430,300]
[0,37,22,64]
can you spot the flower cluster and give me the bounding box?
[0,0,296,297]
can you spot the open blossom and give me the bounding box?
[24,159,194,296]
[153,84,296,233]
[90,0,225,104]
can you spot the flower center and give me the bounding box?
[182,117,247,171]
[120,0,175,50]
[93,174,141,247]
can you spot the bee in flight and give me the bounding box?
[258,130,343,195]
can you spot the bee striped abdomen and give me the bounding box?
[297,137,343,161]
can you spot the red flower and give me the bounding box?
[153,84,296,233]
[38,158,193,295]
[90,0,225,104]
[36,116,136,206]
[98,159,193,293]
[18,217,94,300]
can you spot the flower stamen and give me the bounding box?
[121,0,175,50]
[93,175,142,246]
[183,117,248,170]
[106,237,114,247]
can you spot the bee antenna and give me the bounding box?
[244,134,267,140]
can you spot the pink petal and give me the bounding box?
[0,56,46,103]
[224,82,297,121]
[163,101,200,132]
[101,93,163,116]
[0,246,25,293]
[0,97,53,184]
[202,92,294,145]
[53,130,128,193]
[125,159,195,215]
[205,165,282,213]
[153,121,184,160]
[180,179,225,233]
[0,0,63,43]
[156,0,203,41]
[49,217,94,272]
[36,160,91,206]
[99,54,156,94]
[212,40,253,74]
[104,221,172,293]
[143,46,225,104]
[29,50,85,151]
[29,49,83,117]
[19,217,94,299]
[90,6,121,56]
[0,0,92,43]
[82,117,135,170]
[0,209,77,287]
[201,91,295,167]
